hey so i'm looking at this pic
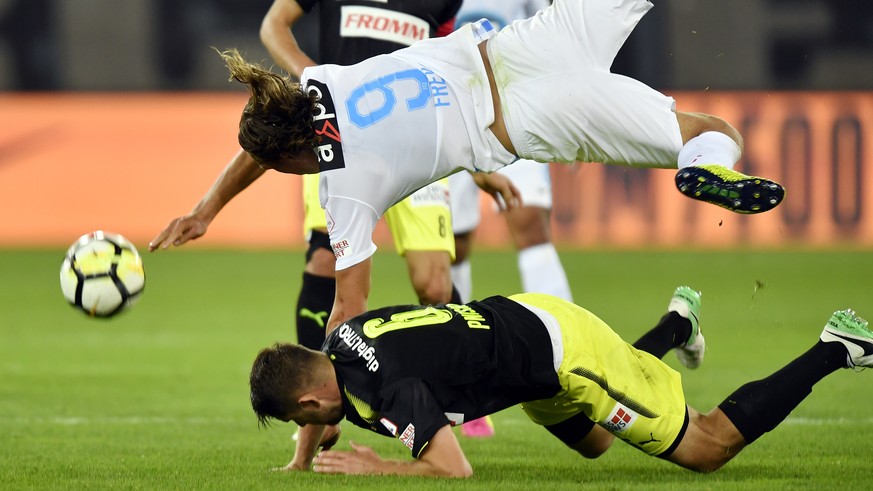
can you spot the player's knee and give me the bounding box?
[407,252,453,304]
[453,232,473,264]
[306,248,336,276]
[682,455,730,474]
[506,207,551,250]
[570,438,611,460]
[679,112,744,151]
[413,275,453,305]
[545,414,612,459]
[668,410,743,473]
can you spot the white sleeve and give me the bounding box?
[324,196,379,271]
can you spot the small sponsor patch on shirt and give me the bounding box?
[399,423,416,450]
[444,412,465,426]
[603,402,638,434]
[380,417,398,436]
[410,183,451,208]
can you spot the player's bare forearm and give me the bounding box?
[327,259,372,332]
[276,423,341,472]
[283,424,327,471]
[149,150,265,251]
[313,426,472,477]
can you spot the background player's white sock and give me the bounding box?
[518,243,573,301]
[451,259,473,303]
[677,131,741,170]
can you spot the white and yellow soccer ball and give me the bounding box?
[59,231,145,318]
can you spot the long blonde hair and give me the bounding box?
[218,49,320,162]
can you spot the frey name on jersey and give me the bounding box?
[340,6,431,46]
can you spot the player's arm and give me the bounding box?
[313,424,473,477]
[326,258,372,332]
[471,171,522,211]
[260,0,317,79]
[149,149,265,251]
[277,423,341,471]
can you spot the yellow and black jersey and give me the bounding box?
[323,295,560,457]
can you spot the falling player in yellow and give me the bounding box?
[249,287,873,477]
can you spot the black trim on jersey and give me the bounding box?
[657,409,690,458]
[305,79,346,172]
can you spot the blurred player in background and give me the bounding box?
[448,0,569,439]
[260,0,464,355]
[249,288,872,477]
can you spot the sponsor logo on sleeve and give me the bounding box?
[399,423,416,450]
[305,79,346,171]
[602,403,638,434]
[340,6,430,46]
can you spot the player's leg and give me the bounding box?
[498,161,573,302]
[448,171,482,303]
[488,0,784,214]
[666,309,873,472]
[404,250,456,305]
[673,111,785,214]
[541,285,702,458]
[513,293,688,459]
[295,174,336,350]
[385,179,459,305]
[632,286,705,368]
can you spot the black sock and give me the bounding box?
[295,272,336,350]
[632,312,692,359]
[718,341,847,444]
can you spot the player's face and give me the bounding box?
[284,401,343,427]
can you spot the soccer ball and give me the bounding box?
[59,231,145,318]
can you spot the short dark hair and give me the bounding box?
[218,49,321,163]
[249,343,321,427]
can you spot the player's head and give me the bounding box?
[249,342,342,427]
[218,48,321,167]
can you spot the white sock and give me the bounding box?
[517,243,573,301]
[451,260,473,303]
[677,131,741,170]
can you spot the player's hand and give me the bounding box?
[148,215,209,252]
[312,441,384,475]
[271,424,342,472]
[471,171,522,210]
[272,460,310,472]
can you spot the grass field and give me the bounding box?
[2,247,873,490]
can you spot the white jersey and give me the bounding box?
[301,20,515,270]
[455,0,549,30]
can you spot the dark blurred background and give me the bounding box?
[1,0,872,91]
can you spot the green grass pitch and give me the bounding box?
[2,248,873,490]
